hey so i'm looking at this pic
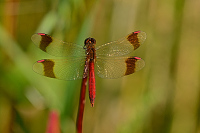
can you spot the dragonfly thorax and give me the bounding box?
[84,37,96,60]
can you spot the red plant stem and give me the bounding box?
[46,110,60,133]
[76,76,87,133]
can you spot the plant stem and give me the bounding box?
[46,110,60,133]
[76,76,87,133]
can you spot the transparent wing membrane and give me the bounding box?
[33,58,86,80]
[96,31,146,57]
[31,33,85,57]
[95,57,145,79]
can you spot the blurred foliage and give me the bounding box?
[0,0,200,133]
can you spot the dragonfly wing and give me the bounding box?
[95,57,145,79]
[33,57,86,80]
[31,33,85,57]
[96,31,146,57]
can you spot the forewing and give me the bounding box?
[33,57,86,80]
[31,33,85,57]
[96,31,146,57]
[95,57,145,79]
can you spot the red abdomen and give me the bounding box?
[89,60,96,107]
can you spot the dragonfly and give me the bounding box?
[31,31,146,107]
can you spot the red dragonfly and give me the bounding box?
[31,31,146,106]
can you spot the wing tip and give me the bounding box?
[125,56,145,75]
[134,57,145,72]
[134,31,147,44]
[127,31,146,50]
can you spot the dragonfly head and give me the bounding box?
[84,37,96,46]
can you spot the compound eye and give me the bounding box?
[84,38,90,44]
[91,38,96,44]
[84,37,96,45]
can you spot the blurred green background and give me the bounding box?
[0,0,200,133]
